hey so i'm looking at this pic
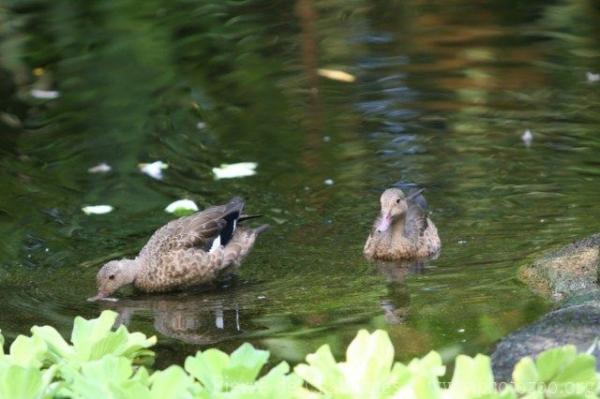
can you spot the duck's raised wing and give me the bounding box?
[148,197,245,254]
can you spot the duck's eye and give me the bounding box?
[109,274,115,280]
[396,199,401,204]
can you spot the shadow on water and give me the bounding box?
[0,0,599,365]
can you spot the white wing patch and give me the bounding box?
[209,235,222,253]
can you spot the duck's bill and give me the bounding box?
[376,214,392,232]
[87,292,117,302]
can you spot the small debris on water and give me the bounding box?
[165,199,199,215]
[139,161,168,180]
[317,68,356,83]
[586,71,600,83]
[212,162,257,179]
[196,121,206,130]
[324,178,334,186]
[458,328,465,333]
[257,295,266,300]
[88,163,112,174]
[458,240,467,245]
[82,205,114,215]
[323,135,331,142]
[31,89,60,99]
[521,129,533,147]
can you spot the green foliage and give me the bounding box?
[513,345,598,398]
[0,311,598,398]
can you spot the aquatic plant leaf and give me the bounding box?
[294,345,349,396]
[513,357,540,394]
[550,354,598,396]
[391,352,445,399]
[32,311,155,365]
[446,354,495,398]
[226,342,270,385]
[62,355,150,399]
[534,345,577,382]
[149,365,197,399]
[0,364,56,399]
[30,325,74,362]
[216,362,302,399]
[8,335,47,368]
[185,348,229,392]
[71,311,119,358]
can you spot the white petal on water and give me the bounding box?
[586,71,600,83]
[521,129,533,147]
[317,68,356,83]
[30,89,60,99]
[196,121,207,129]
[88,162,112,173]
[165,199,199,214]
[324,178,334,185]
[212,162,257,179]
[82,205,114,215]
[138,161,168,180]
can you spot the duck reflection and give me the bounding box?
[99,287,258,345]
[376,260,426,324]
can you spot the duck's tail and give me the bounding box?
[253,224,270,235]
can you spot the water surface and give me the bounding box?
[1,0,599,367]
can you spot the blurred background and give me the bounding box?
[0,0,599,367]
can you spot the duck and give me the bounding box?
[363,186,441,261]
[88,197,268,301]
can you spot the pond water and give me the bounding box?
[1,0,599,368]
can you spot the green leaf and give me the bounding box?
[446,354,494,398]
[226,343,270,385]
[294,344,349,397]
[513,356,541,394]
[392,352,445,399]
[32,311,156,365]
[535,346,577,382]
[30,325,74,363]
[7,335,48,368]
[149,365,197,399]
[63,355,150,399]
[342,330,395,394]
[185,348,229,392]
[0,364,55,399]
[295,330,415,399]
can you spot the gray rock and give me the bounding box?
[492,296,600,382]
[519,233,600,301]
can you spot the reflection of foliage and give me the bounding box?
[2,312,599,398]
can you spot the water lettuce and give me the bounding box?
[0,311,598,398]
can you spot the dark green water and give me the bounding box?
[1,0,599,367]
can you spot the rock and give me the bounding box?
[519,233,600,301]
[493,234,600,381]
[492,294,600,382]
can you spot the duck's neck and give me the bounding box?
[120,258,141,285]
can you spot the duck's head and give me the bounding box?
[88,259,138,301]
[376,188,423,232]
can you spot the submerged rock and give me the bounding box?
[493,233,600,381]
[519,233,600,301]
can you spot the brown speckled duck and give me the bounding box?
[89,197,267,301]
[364,187,441,261]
